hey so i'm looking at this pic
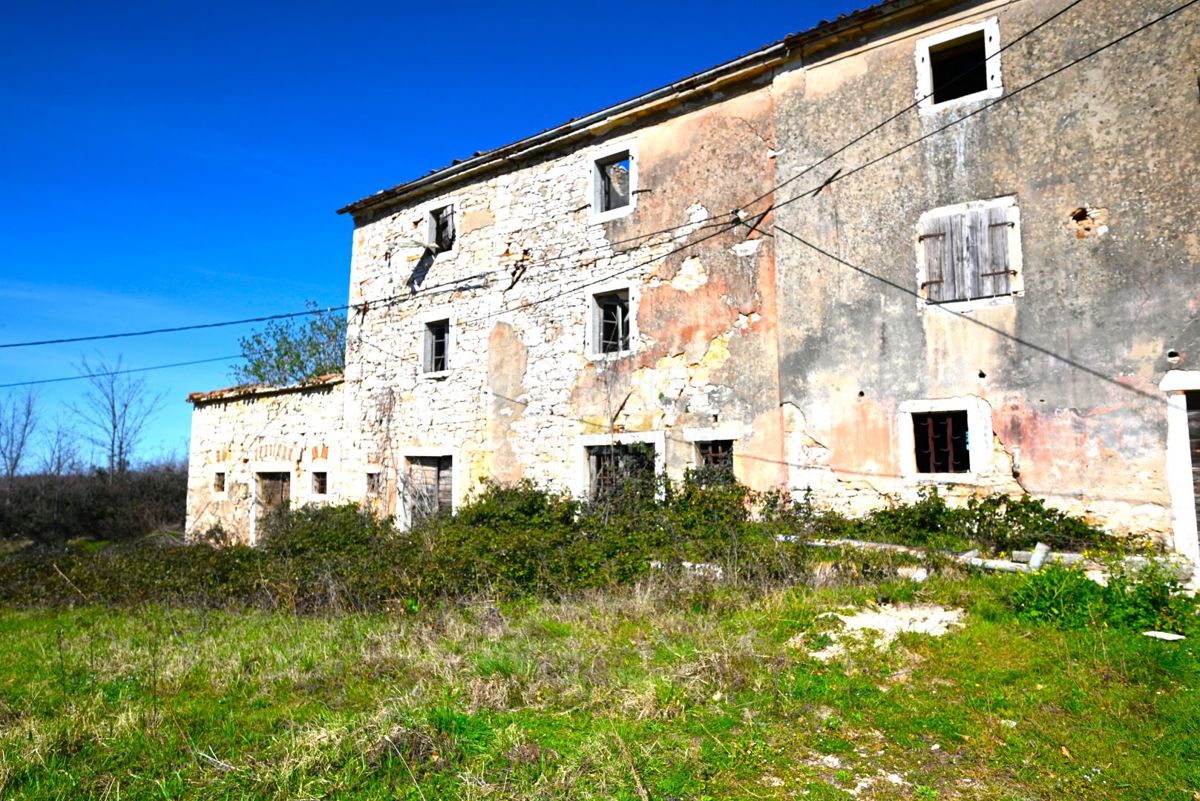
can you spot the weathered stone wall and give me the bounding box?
[342,86,785,517]
[770,0,1200,542]
[186,382,345,543]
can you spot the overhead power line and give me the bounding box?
[0,0,1187,351]
[0,355,242,390]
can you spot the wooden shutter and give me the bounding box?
[981,204,1013,297]
[920,215,953,302]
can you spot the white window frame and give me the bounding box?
[915,17,1002,112]
[586,281,638,360]
[398,447,460,529]
[416,307,456,379]
[425,199,458,256]
[898,397,993,482]
[915,195,1023,313]
[577,431,666,499]
[589,139,638,223]
[1159,371,1200,566]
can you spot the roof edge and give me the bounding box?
[187,373,344,405]
[337,0,932,218]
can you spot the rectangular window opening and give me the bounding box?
[429,205,455,252]
[366,471,382,494]
[587,442,655,500]
[912,411,970,474]
[593,290,630,354]
[595,152,631,213]
[697,440,734,470]
[423,319,450,373]
[408,455,453,523]
[213,471,226,493]
[312,471,328,495]
[929,31,988,104]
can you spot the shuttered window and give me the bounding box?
[423,319,450,373]
[408,455,453,522]
[592,290,631,355]
[920,200,1017,304]
[429,205,455,252]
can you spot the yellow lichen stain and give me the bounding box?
[671,256,708,293]
[614,335,734,429]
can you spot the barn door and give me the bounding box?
[258,472,291,512]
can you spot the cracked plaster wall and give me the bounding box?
[342,87,786,511]
[771,0,1200,541]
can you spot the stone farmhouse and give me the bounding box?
[186,0,1200,566]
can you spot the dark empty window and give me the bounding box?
[912,411,970,474]
[588,442,655,499]
[929,31,988,104]
[312,471,328,495]
[430,205,455,252]
[424,319,450,373]
[213,471,226,492]
[596,152,631,212]
[366,471,382,494]
[593,290,630,354]
[408,455,452,522]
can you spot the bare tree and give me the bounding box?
[39,415,82,476]
[0,388,37,481]
[72,355,165,479]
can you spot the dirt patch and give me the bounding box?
[791,604,964,661]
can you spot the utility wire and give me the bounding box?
[0,355,242,390]
[458,0,1193,329]
[773,225,1163,403]
[2,0,1187,352]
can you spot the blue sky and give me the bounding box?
[0,0,861,468]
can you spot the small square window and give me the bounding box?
[929,31,988,104]
[366,471,382,494]
[312,471,328,495]
[213,471,226,493]
[911,411,970,473]
[423,319,450,373]
[916,19,1001,111]
[595,152,631,213]
[592,289,630,355]
[587,442,655,500]
[697,440,734,471]
[428,205,455,252]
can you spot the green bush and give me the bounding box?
[0,478,1135,613]
[1012,562,1198,634]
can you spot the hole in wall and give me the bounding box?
[978,370,987,379]
[1167,349,1181,364]
[857,390,865,398]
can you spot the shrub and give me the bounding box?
[1012,562,1198,635]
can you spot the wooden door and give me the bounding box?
[258,472,290,512]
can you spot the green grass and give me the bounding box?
[0,574,1196,800]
